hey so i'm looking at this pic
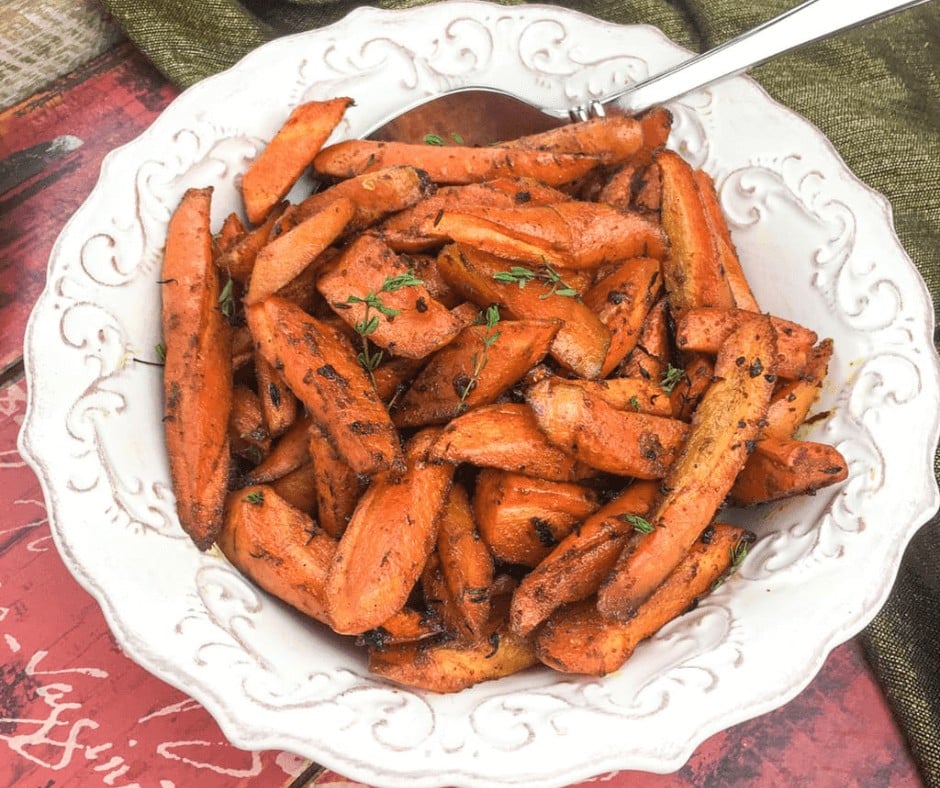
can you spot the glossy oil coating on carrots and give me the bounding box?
[159,101,850,693]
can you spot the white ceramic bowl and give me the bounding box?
[19,2,940,786]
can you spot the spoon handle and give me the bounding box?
[591,0,931,117]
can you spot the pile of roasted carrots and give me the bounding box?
[159,97,847,692]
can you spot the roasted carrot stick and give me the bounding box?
[245,197,355,304]
[657,149,735,313]
[615,296,671,383]
[217,485,336,623]
[536,524,752,675]
[502,114,645,165]
[161,187,233,549]
[243,414,311,485]
[693,169,759,312]
[729,436,848,505]
[764,339,833,439]
[436,483,495,639]
[269,463,319,515]
[596,314,777,619]
[325,429,454,634]
[215,207,283,284]
[254,351,299,439]
[307,420,366,540]
[313,139,600,186]
[355,607,446,650]
[241,97,352,224]
[247,296,404,475]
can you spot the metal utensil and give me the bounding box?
[368,0,930,144]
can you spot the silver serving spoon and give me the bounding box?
[368,0,931,144]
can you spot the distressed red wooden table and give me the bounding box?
[0,42,924,788]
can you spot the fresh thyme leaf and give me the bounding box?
[485,304,500,329]
[245,491,265,505]
[154,342,167,363]
[423,133,445,146]
[492,266,537,288]
[457,306,501,408]
[450,132,465,145]
[380,269,424,292]
[660,364,685,394]
[218,277,235,317]
[621,513,655,534]
[628,395,641,411]
[711,535,751,590]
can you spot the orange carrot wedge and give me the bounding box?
[241,97,352,224]
[325,429,454,634]
[313,139,600,186]
[247,296,403,475]
[161,186,232,549]
[245,197,355,304]
[217,485,335,623]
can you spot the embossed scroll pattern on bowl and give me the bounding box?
[19,3,940,787]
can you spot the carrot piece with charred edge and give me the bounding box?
[276,165,434,236]
[229,386,270,463]
[583,257,663,376]
[368,596,538,693]
[215,212,245,258]
[536,524,752,675]
[434,201,668,270]
[501,115,645,165]
[307,420,366,540]
[669,352,715,422]
[764,339,834,439]
[510,481,660,638]
[405,254,462,308]
[317,234,468,360]
[473,469,602,567]
[616,296,671,383]
[247,296,404,476]
[637,107,673,163]
[379,177,570,253]
[729,436,848,506]
[313,139,600,186]
[215,207,283,284]
[217,485,335,623]
[693,169,759,312]
[246,197,356,305]
[436,483,495,639]
[526,379,689,479]
[356,607,446,650]
[273,246,338,314]
[674,307,817,380]
[161,186,233,550]
[254,351,299,439]
[436,244,610,379]
[325,429,454,635]
[596,314,777,619]
[430,402,598,483]
[536,376,673,417]
[269,463,319,515]
[657,149,735,314]
[241,97,352,224]
[243,414,311,485]
[392,318,560,428]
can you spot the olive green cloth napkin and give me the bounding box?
[101,0,940,782]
